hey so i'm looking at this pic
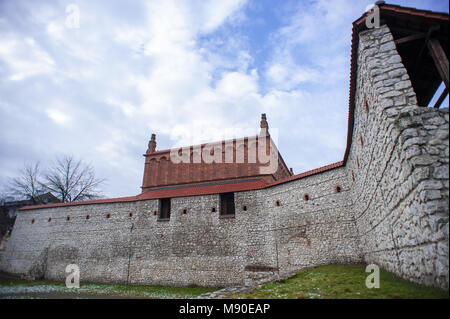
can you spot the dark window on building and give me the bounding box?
[159,198,171,219]
[220,192,235,216]
[303,194,310,201]
[211,207,216,213]
[335,185,342,193]
[242,205,247,211]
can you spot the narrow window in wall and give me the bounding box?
[106,213,111,219]
[352,171,355,181]
[275,200,281,207]
[182,208,187,214]
[31,218,35,224]
[159,198,171,220]
[48,217,52,222]
[242,205,247,211]
[303,194,310,201]
[86,215,90,220]
[67,216,70,221]
[220,192,235,216]
[364,98,369,118]
[360,135,364,147]
[211,207,216,213]
[335,185,342,193]
[129,212,133,217]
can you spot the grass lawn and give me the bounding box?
[0,277,216,299]
[1,265,448,299]
[234,264,449,299]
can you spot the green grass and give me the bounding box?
[0,278,217,299]
[234,265,449,299]
[1,265,448,299]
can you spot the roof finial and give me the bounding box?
[260,113,269,135]
[147,133,157,153]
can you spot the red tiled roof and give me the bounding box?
[19,195,140,211]
[375,1,449,20]
[136,179,267,200]
[265,161,344,188]
[19,162,344,211]
[19,3,449,212]
[20,179,267,211]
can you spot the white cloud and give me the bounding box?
[120,0,253,147]
[198,0,247,32]
[46,21,64,40]
[216,70,259,97]
[45,108,71,126]
[0,36,55,81]
[266,62,321,91]
[5,0,444,198]
[106,98,137,117]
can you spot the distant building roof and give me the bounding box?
[3,192,60,208]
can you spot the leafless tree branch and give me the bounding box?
[7,162,46,204]
[43,155,105,202]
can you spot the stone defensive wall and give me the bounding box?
[0,21,448,289]
[348,25,449,289]
[0,165,359,287]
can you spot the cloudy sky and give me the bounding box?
[1,0,448,199]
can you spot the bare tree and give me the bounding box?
[8,162,45,204]
[0,189,8,205]
[43,155,105,203]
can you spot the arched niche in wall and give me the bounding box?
[159,156,169,185]
[148,158,159,186]
[236,143,245,164]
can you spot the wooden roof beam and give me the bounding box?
[412,25,440,77]
[428,38,449,90]
[395,32,427,45]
